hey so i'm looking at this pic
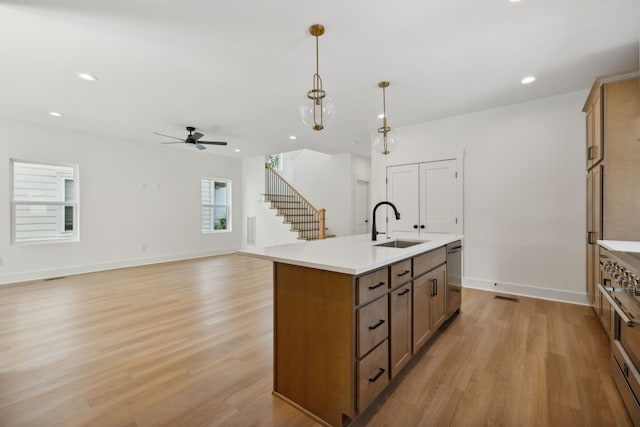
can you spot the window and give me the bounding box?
[265,153,283,171]
[11,160,79,244]
[201,178,231,233]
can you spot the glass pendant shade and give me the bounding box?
[301,24,334,131]
[371,128,398,155]
[300,90,336,131]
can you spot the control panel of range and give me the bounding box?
[602,249,640,298]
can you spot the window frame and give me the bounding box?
[201,177,232,234]
[266,153,283,171]
[10,159,80,245]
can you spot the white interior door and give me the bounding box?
[419,160,457,233]
[354,179,370,234]
[386,164,419,232]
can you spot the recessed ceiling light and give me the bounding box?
[49,111,64,117]
[509,0,521,3]
[521,75,536,84]
[289,135,297,140]
[76,72,97,81]
[234,149,241,152]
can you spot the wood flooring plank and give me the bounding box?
[0,255,633,427]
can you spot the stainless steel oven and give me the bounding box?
[599,247,640,426]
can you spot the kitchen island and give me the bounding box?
[239,232,462,427]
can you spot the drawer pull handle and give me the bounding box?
[398,288,410,296]
[368,368,386,383]
[368,319,385,330]
[368,281,386,290]
[397,270,411,277]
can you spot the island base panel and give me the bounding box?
[274,262,356,427]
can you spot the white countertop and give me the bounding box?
[598,240,640,253]
[237,232,462,275]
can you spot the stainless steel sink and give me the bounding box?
[374,239,427,248]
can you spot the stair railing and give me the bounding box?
[265,165,326,240]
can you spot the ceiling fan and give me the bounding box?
[154,126,228,150]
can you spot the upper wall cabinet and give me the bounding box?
[584,88,603,170]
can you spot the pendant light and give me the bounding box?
[372,81,398,155]
[300,24,335,131]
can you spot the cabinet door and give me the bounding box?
[430,265,446,331]
[586,104,594,169]
[603,78,640,240]
[419,160,457,233]
[586,166,603,307]
[412,274,432,353]
[387,164,419,232]
[586,170,595,306]
[390,284,412,378]
[592,92,602,165]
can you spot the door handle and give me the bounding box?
[420,225,425,229]
[431,278,437,296]
[413,224,418,229]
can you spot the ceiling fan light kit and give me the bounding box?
[371,81,398,155]
[300,24,335,131]
[154,126,228,150]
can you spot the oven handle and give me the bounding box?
[598,283,636,327]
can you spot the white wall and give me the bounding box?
[282,150,353,237]
[371,90,589,304]
[241,150,372,246]
[0,117,243,285]
[240,156,299,248]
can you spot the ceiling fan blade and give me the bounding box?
[153,132,185,141]
[191,132,204,141]
[198,141,228,146]
[161,141,184,144]
[195,143,207,150]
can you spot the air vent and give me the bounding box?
[494,295,519,302]
[247,216,256,245]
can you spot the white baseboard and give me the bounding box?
[0,247,238,286]
[463,277,590,306]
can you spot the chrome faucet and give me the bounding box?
[371,201,401,241]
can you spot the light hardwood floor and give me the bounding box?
[0,254,632,426]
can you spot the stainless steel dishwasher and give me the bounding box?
[446,241,462,319]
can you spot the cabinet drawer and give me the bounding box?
[356,268,388,305]
[413,247,446,277]
[357,340,389,412]
[390,259,413,288]
[356,295,388,358]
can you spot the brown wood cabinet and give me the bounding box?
[429,264,447,332]
[583,73,640,314]
[412,272,433,352]
[413,263,447,353]
[390,283,412,378]
[272,243,455,426]
[586,165,602,306]
[585,88,603,170]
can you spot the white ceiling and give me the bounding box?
[1,0,638,158]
